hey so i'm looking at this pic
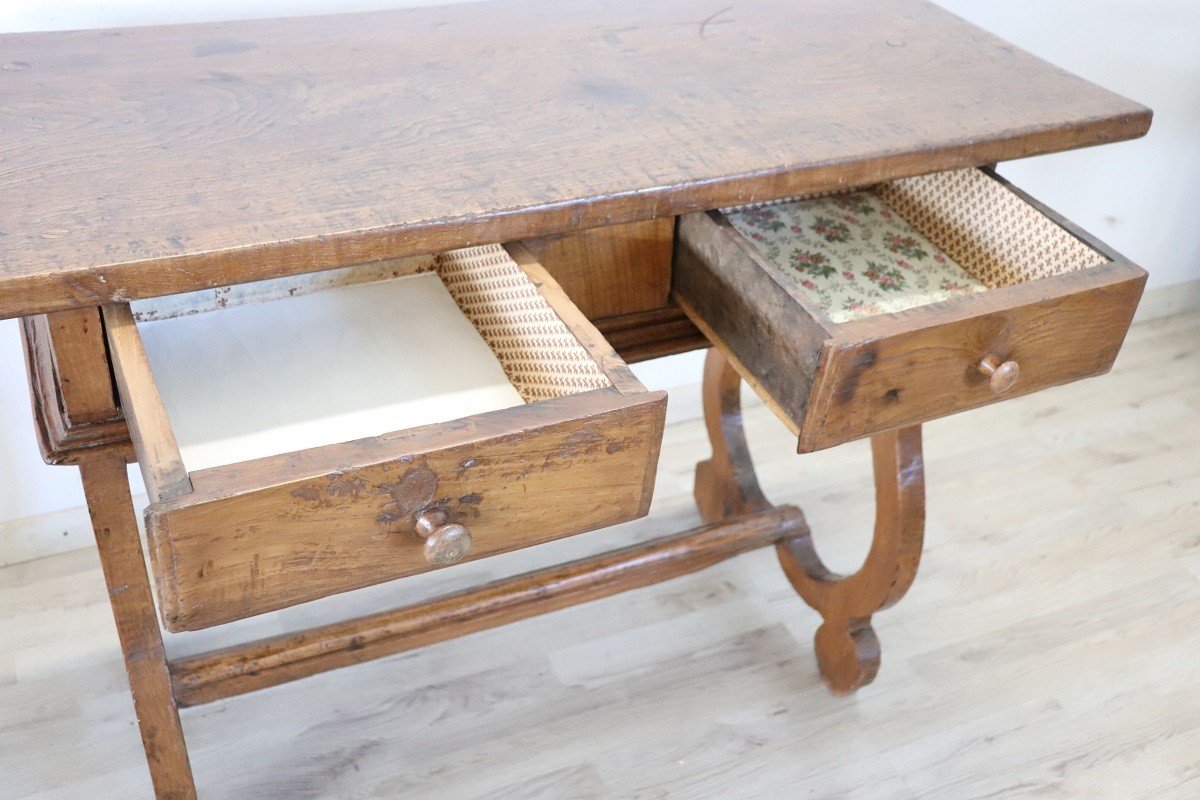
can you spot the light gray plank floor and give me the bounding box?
[1,310,1198,799]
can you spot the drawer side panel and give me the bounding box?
[672,212,831,431]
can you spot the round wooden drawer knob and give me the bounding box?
[978,355,1020,394]
[414,508,472,565]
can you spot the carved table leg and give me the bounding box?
[695,349,926,694]
[80,454,198,800]
[694,346,771,523]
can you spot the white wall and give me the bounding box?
[2,1,1198,534]
[936,0,1200,291]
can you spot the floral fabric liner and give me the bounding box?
[725,191,987,323]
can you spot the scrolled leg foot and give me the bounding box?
[813,620,880,695]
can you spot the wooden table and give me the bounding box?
[1,1,1149,797]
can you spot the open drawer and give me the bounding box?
[674,168,1147,452]
[103,243,666,631]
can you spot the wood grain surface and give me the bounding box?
[19,312,131,464]
[41,309,119,426]
[523,219,675,320]
[148,388,667,631]
[595,305,707,364]
[802,262,1146,451]
[0,0,1149,319]
[169,506,810,707]
[79,455,197,800]
[102,304,193,501]
[673,209,835,430]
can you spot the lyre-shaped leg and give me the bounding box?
[695,349,926,694]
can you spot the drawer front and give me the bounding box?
[673,168,1147,453]
[148,389,664,631]
[105,243,666,632]
[802,264,1144,451]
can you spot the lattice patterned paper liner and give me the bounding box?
[876,168,1109,288]
[724,169,1110,323]
[436,244,612,402]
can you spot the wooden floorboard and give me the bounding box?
[1,310,1197,799]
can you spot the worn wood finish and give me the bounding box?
[694,346,773,524]
[16,298,696,470]
[776,427,925,695]
[0,5,1160,795]
[595,305,707,364]
[42,308,119,426]
[79,455,197,800]
[674,170,1149,453]
[673,210,832,427]
[148,388,666,631]
[695,348,926,693]
[101,303,193,501]
[19,313,131,465]
[523,218,675,320]
[0,0,1151,320]
[169,506,810,707]
[802,262,1146,451]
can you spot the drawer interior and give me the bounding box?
[105,243,667,631]
[113,243,623,499]
[674,168,1147,453]
[722,167,1111,324]
[134,271,525,472]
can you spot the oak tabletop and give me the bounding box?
[0,0,1150,320]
